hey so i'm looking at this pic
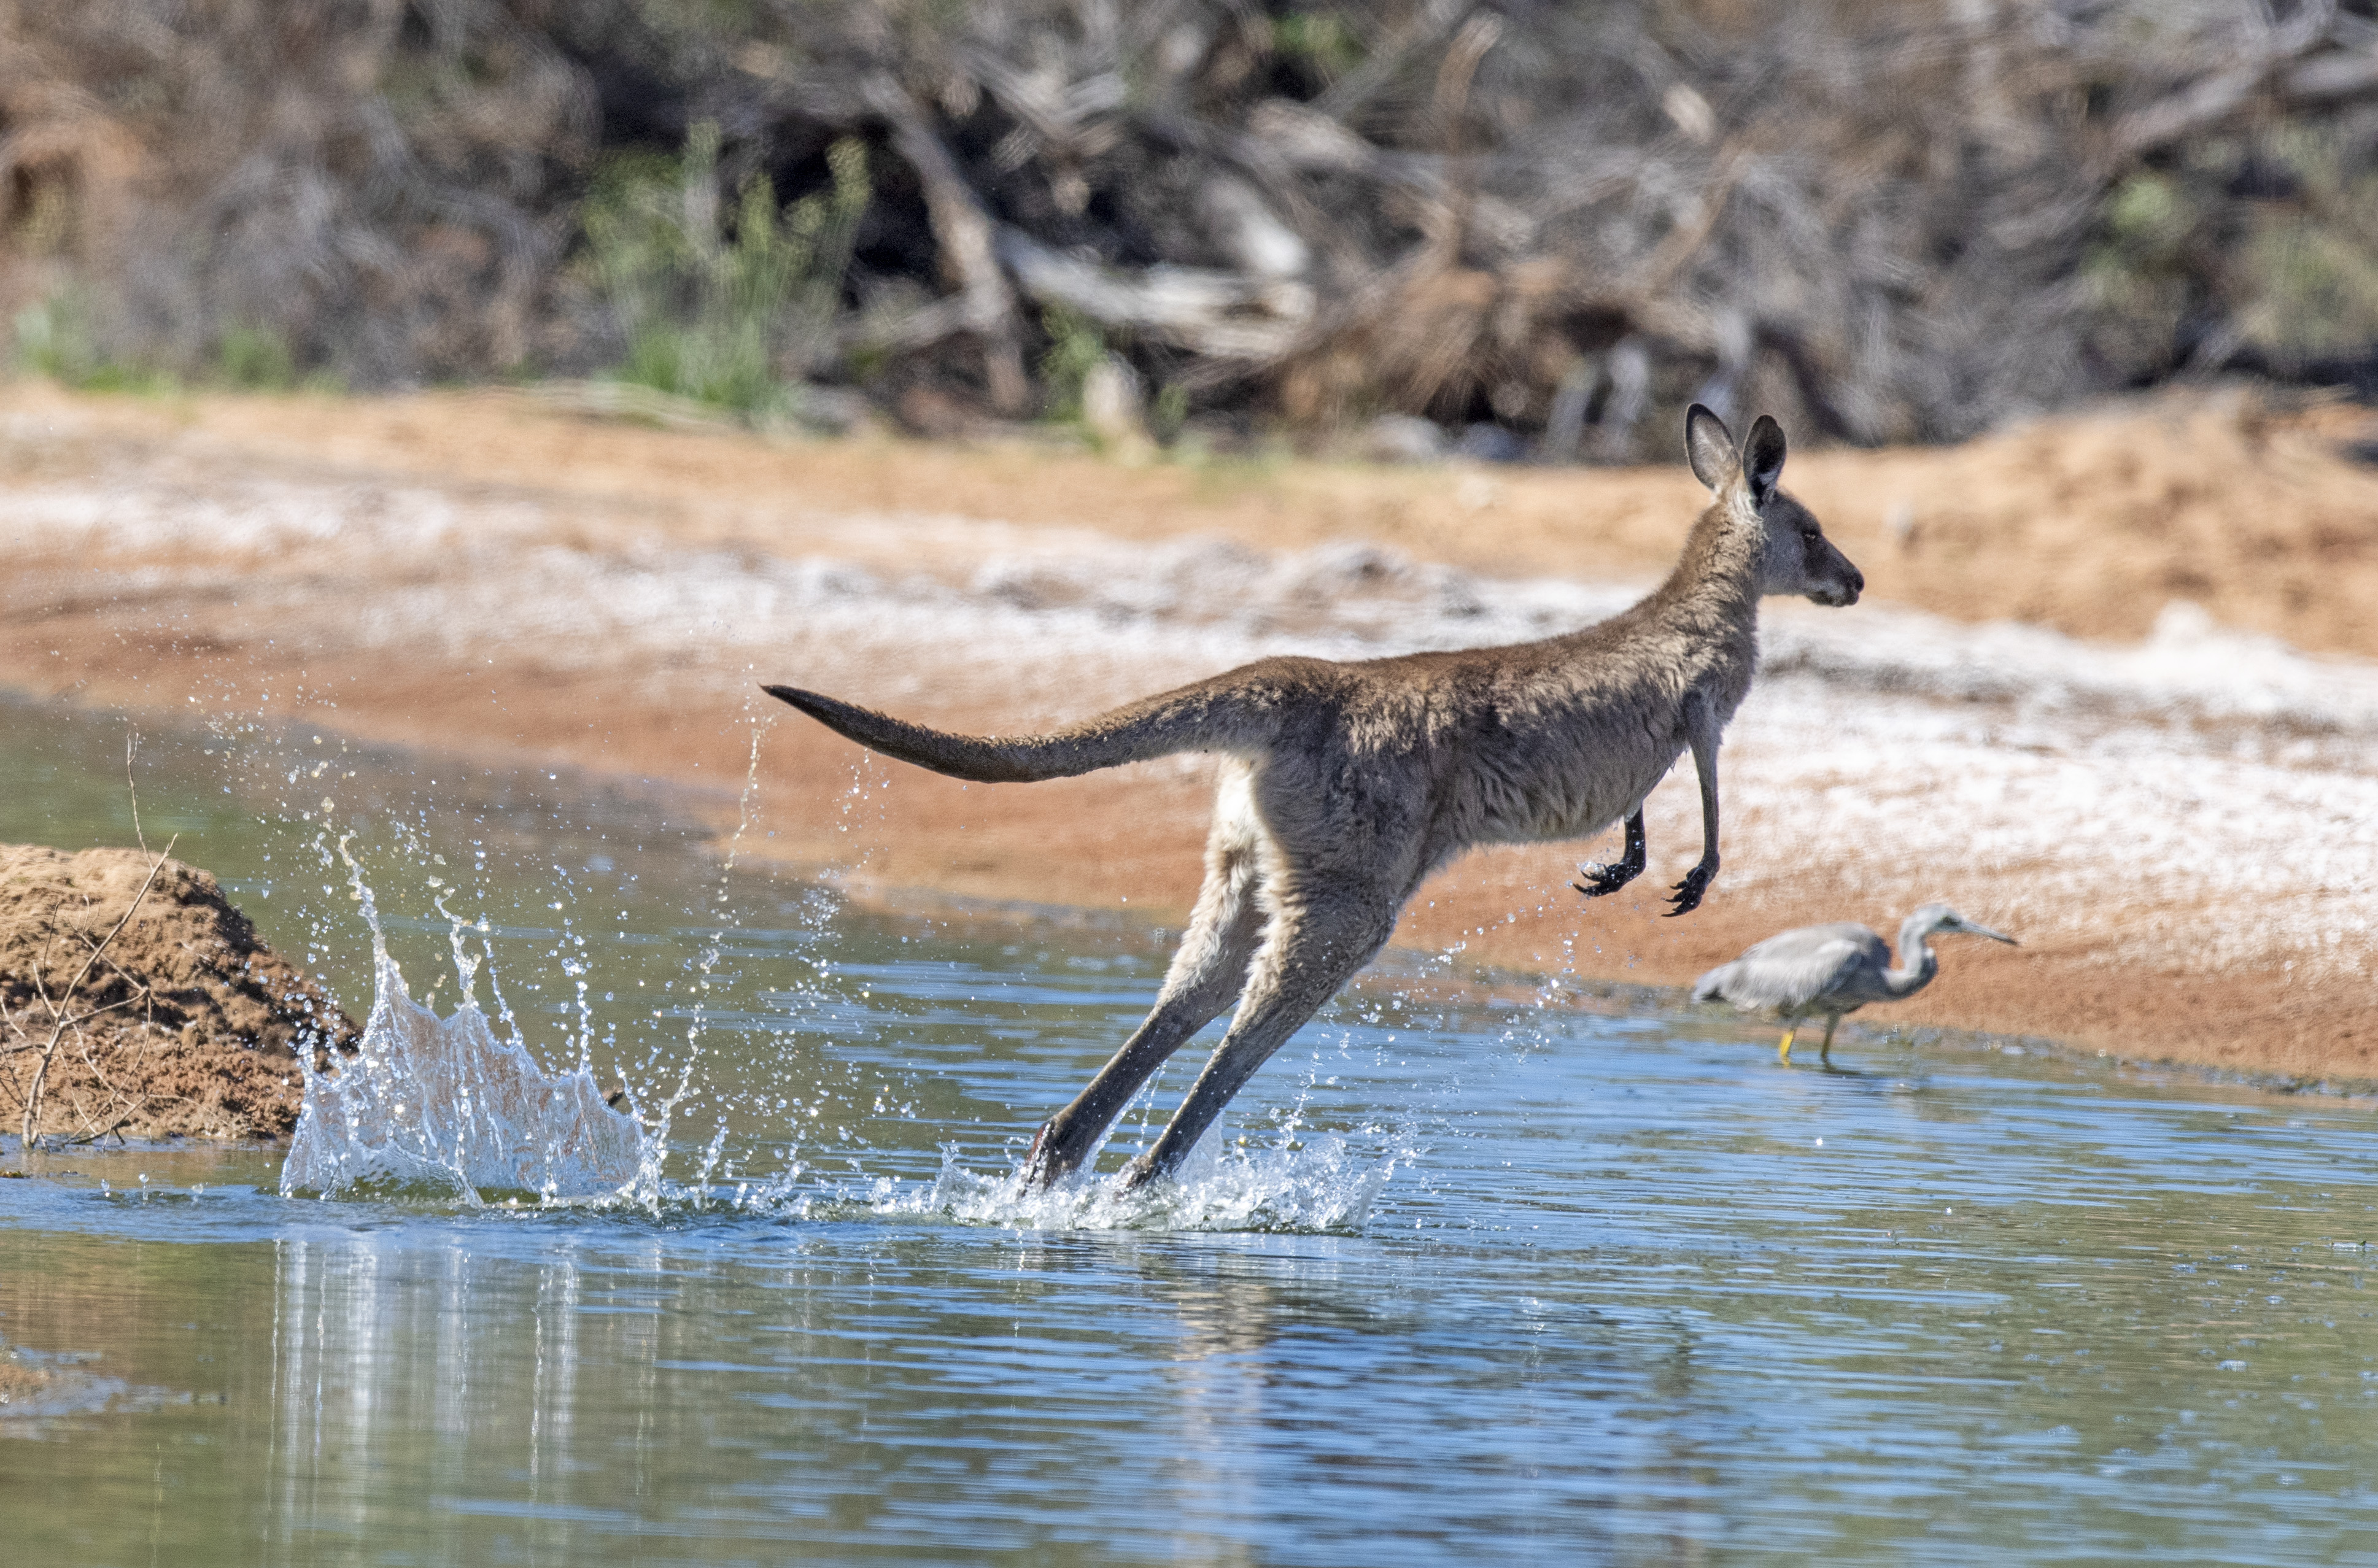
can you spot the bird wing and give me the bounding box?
[1698,925,1885,1011]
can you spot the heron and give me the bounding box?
[1691,904,2018,1064]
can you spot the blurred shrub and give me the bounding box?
[1034,304,1109,423]
[215,326,296,392]
[0,0,595,388]
[582,124,867,416]
[2088,116,2378,385]
[13,293,171,395]
[0,0,2373,447]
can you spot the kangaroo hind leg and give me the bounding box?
[1118,872,1403,1191]
[1023,770,1266,1186]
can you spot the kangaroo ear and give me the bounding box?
[1684,403,1735,492]
[1742,414,1786,505]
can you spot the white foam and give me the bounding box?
[859,1135,1411,1234]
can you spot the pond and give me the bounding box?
[2,693,2376,1564]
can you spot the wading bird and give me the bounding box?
[1692,904,2017,1064]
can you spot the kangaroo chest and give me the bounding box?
[1474,631,1759,848]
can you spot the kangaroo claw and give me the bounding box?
[1574,812,1648,901]
[1662,865,1714,917]
[1571,862,1633,898]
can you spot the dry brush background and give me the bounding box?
[1,1,2376,451]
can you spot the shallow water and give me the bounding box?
[4,695,2377,1564]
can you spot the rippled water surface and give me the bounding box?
[4,697,2377,1565]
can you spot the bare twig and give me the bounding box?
[18,836,175,1162]
[71,1027,153,1143]
[1312,0,1471,123]
[125,722,146,856]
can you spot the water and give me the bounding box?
[4,695,2377,1564]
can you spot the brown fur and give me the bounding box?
[765,406,1863,1188]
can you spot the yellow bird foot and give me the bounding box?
[1777,1027,1797,1064]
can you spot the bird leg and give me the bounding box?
[1777,1025,1797,1064]
[1665,689,1721,917]
[1818,1016,1840,1062]
[1573,811,1646,898]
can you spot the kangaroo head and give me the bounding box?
[1684,404,1863,607]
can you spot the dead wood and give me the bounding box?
[1,1,2374,450]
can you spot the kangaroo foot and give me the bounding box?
[1020,1119,1076,1189]
[1115,1151,1166,1192]
[1574,812,1646,899]
[1663,861,1716,917]
[1571,860,1639,898]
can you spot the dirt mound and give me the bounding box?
[1,845,357,1145]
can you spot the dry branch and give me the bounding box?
[17,837,171,1159]
[862,72,1030,413]
[993,228,1306,358]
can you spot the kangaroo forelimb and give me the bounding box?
[1573,810,1648,898]
[1666,690,1722,917]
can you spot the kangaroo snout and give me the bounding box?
[1810,546,1864,606]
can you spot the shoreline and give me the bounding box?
[788,862,2378,1103]
[2,382,2372,1079]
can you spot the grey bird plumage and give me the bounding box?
[1693,903,2018,1063]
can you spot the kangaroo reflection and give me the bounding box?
[258,1226,1722,1560]
[266,1235,634,1564]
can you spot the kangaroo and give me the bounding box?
[764,405,1862,1190]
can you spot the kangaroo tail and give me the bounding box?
[762,674,1284,784]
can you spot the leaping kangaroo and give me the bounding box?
[765,406,1863,1189]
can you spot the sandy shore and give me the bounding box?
[1,382,2372,1076]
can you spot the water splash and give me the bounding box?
[649,711,778,1191]
[268,708,1424,1228]
[281,840,648,1203]
[857,1134,1414,1234]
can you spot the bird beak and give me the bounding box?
[1966,921,2018,946]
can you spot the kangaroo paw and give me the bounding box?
[1571,862,1638,898]
[1020,1121,1067,1189]
[1662,864,1715,917]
